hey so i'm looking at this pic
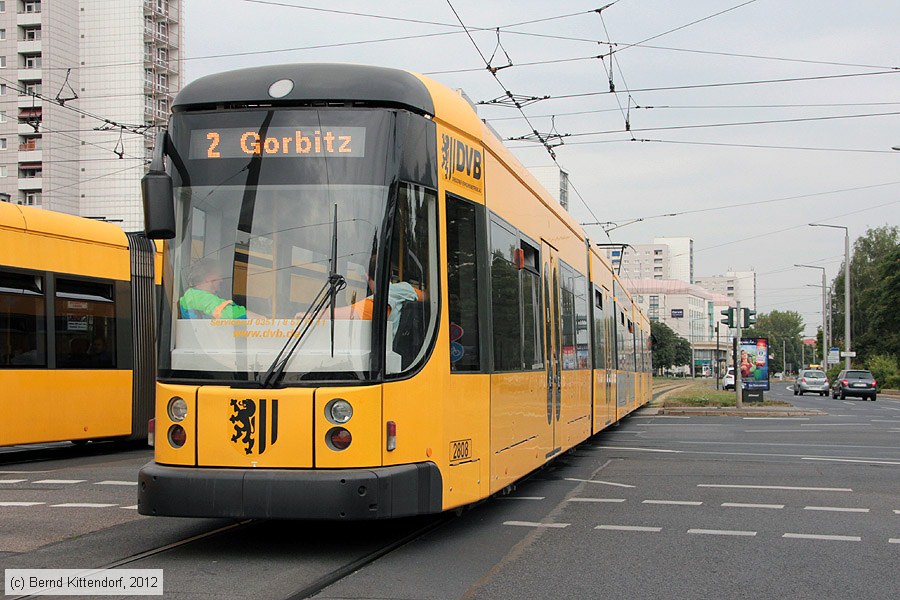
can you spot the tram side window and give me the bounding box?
[560,265,576,370]
[0,271,45,367]
[446,195,482,372]
[592,287,605,370]
[386,183,438,376]
[55,279,116,369]
[521,265,543,370]
[490,220,522,371]
[574,273,590,369]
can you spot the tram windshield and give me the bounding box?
[158,108,438,383]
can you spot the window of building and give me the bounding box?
[23,192,40,205]
[0,2,6,13]
[0,29,5,40]
[0,166,6,177]
[0,138,5,150]
[156,21,167,38]
[22,83,40,96]
[0,57,5,68]
[24,54,41,69]
[54,278,116,369]
[446,195,483,372]
[0,270,45,367]
[22,26,40,40]
[24,2,41,14]
[19,164,41,178]
[0,193,9,203]
[156,47,168,66]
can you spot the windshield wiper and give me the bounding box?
[258,204,346,388]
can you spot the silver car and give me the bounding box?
[794,369,829,396]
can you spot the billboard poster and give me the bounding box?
[739,337,769,391]
[671,309,684,318]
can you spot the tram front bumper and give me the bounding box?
[137,461,443,520]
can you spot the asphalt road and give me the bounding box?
[1,383,897,599]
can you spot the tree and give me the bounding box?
[650,321,677,374]
[867,244,900,357]
[673,336,693,369]
[743,310,804,373]
[831,225,899,362]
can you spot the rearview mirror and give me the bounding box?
[142,130,176,240]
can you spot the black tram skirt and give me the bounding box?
[137,461,443,520]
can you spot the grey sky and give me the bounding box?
[184,0,900,336]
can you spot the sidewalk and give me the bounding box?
[638,406,827,417]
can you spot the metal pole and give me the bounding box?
[844,228,851,369]
[716,322,720,390]
[821,268,826,366]
[783,338,786,375]
[735,300,742,409]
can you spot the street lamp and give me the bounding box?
[796,264,827,366]
[809,223,851,368]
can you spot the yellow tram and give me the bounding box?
[138,64,651,519]
[0,202,158,446]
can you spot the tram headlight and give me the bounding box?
[326,427,352,451]
[167,397,188,422]
[326,399,353,424]
[168,424,186,448]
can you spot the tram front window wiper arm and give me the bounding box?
[258,204,345,388]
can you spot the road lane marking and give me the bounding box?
[783,533,861,542]
[504,521,569,528]
[800,423,870,427]
[632,416,690,419]
[890,539,900,544]
[568,498,626,503]
[605,447,682,453]
[51,503,118,508]
[497,496,545,501]
[802,457,900,466]
[743,417,809,421]
[121,505,139,510]
[722,503,785,509]
[566,478,635,488]
[804,506,870,513]
[744,429,823,433]
[0,479,26,483]
[688,529,756,537]
[871,420,900,423]
[894,510,900,514]
[33,479,85,484]
[95,480,138,486]
[596,525,662,532]
[698,484,852,492]
[643,500,703,506]
[0,501,44,506]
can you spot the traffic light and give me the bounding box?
[720,307,734,327]
[743,308,757,327]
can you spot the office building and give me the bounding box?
[0,0,183,230]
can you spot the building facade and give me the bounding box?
[694,270,757,311]
[604,237,693,282]
[628,278,734,376]
[528,165,570,211]
[0,0,182,230]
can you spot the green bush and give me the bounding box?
[866,354,899,389]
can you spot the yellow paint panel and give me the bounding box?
[490,371,550,493]
[559,369,592,450]
[0,370,132,445]
[382,359,445,467]
[446,459,481,508]
[196,386,314,468]
[314,386,382,468]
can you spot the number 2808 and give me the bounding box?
[450,439,471,461]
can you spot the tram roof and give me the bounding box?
[0,201,128,247]
[173,63,435,116]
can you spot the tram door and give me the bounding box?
[541,241,562,454]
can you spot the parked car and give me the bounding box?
[722,367,735,390]
[830,369,877,401]
[794,369,829,396]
